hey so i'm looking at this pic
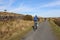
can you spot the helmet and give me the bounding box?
[35,15,37,17]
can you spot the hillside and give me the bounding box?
[0,12,34,21]
[0,12,23,16]
[0,12,25,20]
[0,12,34,40]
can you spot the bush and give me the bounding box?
[23,15,33,21]
[54,18,60,26]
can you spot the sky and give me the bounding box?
[0,0,60,17]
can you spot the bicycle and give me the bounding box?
[32,22,38,31]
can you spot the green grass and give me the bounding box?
[49,20,60,40]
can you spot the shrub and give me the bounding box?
[23,15,33,21]
[54,18,60,26]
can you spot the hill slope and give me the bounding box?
[0,12,34,40]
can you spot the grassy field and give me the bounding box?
[0,19,34,40]
[0,12,43,40]
[49,20,60,40]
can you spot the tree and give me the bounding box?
[4,9,7,12]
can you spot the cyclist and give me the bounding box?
[33,15,38,31]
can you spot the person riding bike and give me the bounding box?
[33,15,38,31]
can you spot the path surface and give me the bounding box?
[21,20,57,40]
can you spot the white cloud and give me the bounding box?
[0,6,6,9]
[0,0,4,4]
[0,0,15,10]
[39,9,60,17]
[40,1,60,8]
[9,2,34,13]
[11,0,60,13]
[0,0,60,17]
[7,0,15,7]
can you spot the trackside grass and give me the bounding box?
[0,19,33,40]
[49,20,60,40]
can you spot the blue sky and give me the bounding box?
[0,0,60,17]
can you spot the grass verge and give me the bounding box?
[49,20,60,40]
[9,26,32,40]
[0,20,33,40]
